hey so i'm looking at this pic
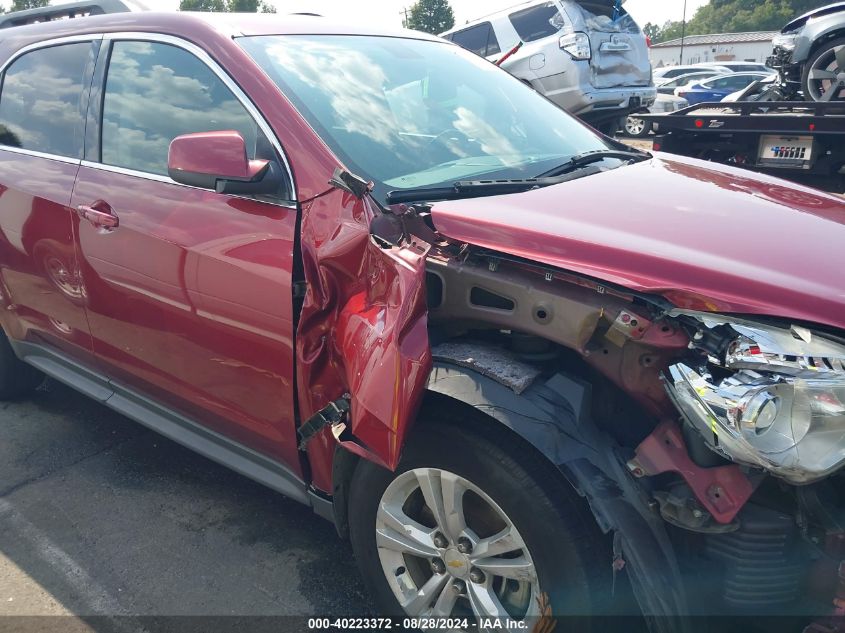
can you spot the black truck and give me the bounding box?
[642,3,845,192]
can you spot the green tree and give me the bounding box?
[179,0,226,10]
[403,0,455,35]
[10,0,49,10]
[642,22,661,42]
[179,0,275,12]
[651,0,832,42]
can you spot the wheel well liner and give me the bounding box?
[424,358,693,630]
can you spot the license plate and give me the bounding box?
[758,135,815,169]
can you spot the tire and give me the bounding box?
[802,37,845,102]
[624,115,652,138]
[348,411,609,624]
[0,329,43,400]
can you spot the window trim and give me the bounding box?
[94,32,296,202]
[0,32,297,204]
[0,34,102,165]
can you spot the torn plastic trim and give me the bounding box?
[328,167,374,199]
[427,359,692,629]
[298,394,351,450]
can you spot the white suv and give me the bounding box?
[442,0,656,131]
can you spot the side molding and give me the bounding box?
[10,339,311,507]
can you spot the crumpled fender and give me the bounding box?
[296,187,431,471]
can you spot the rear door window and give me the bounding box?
[0,42,92,158]
[100,40,261,176]
[450,23,501,57]
[509,2,565,42]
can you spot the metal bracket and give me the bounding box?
[627,420,755,525]
[298,395,351,450]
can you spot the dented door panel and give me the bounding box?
[297,189,432,474]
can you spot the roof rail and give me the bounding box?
[0,0,146,30]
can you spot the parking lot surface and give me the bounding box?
[0,379,374,628]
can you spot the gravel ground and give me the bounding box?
[0,379,374,631]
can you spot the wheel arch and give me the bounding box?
[798,25,845,63]
[334,344,693,627]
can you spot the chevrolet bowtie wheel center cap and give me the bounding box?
[443,548,469,578]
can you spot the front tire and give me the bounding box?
[348,414,608,625]
[802,37,845,102]
[0,329,43,400]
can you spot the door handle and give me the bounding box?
[76,203,119,230]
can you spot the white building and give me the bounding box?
[650,31,778,68]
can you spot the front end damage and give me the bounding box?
[296,180,845,627]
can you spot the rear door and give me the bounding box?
[71,35,301,467]
[0,38,98,365]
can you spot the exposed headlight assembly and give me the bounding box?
[665,312,845,484]
[772,32,799,51]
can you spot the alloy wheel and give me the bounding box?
[624,115,647,136]
[376,468,541,624]
[806,43,845,102]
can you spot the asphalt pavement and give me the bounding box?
[0,379,374,632]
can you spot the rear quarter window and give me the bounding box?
[509,2,565,43]
[0,42,92,158]
[449,22,501,57]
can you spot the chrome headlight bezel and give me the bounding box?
[665,311,845,484]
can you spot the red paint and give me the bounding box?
[630,421,754,524]
[296,191,431,474]
[71,165,302,469]
[1,11,844,501]
[431,154,845,330]
[168,131,268,182]
[0,152,94,365]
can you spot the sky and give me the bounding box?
[71,0,712,30]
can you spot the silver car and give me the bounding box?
[441,0,656,130]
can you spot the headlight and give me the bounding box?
[559,32,591,60]
[665,312,845,484]
[772,32,799,51]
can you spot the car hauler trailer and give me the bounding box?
[642,100,845,192]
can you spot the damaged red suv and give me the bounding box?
[2,10,845,629]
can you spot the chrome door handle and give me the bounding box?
[76,204,119,230]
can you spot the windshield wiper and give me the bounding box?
[537,149,651,178]
[385,167,604,205]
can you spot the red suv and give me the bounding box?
[1,9,845,628]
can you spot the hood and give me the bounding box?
[430,155,845,331]
[782,2,845,32]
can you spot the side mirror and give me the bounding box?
[167,130,283,196]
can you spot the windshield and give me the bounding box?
[239,35,612,202]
